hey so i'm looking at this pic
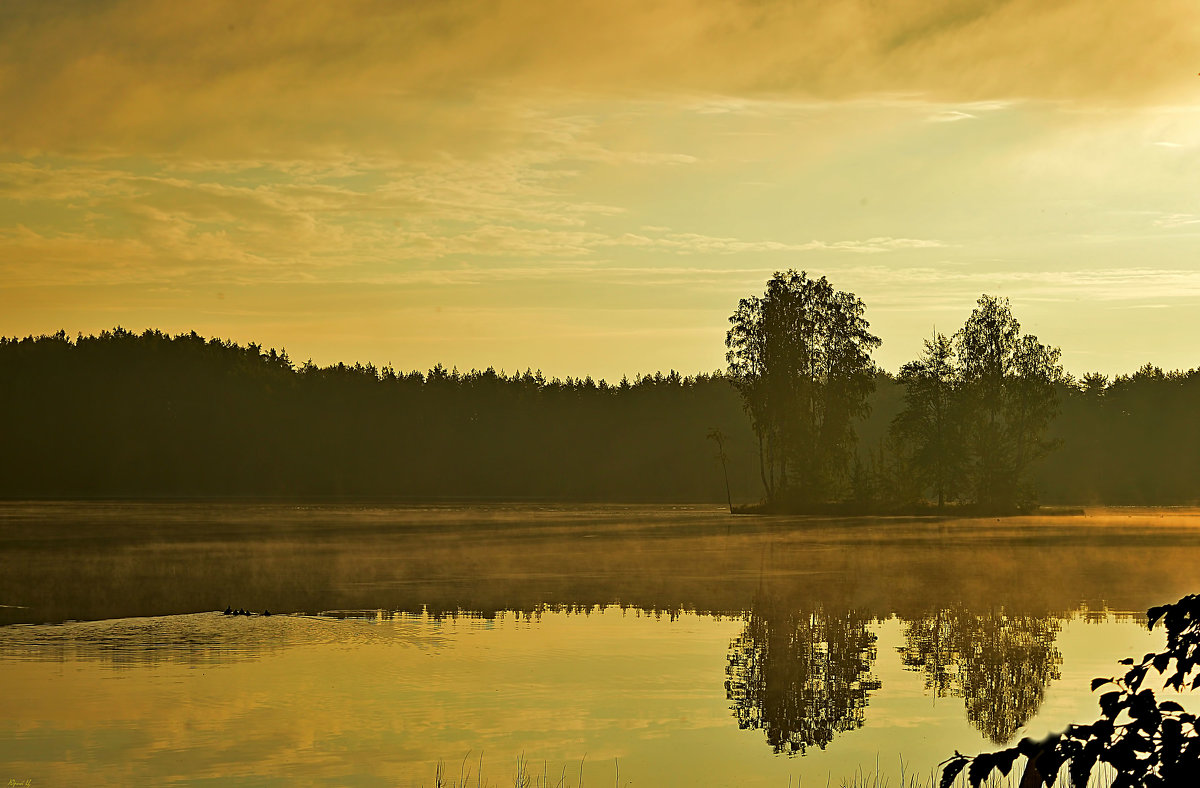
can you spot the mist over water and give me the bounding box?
[3,503,1200,784]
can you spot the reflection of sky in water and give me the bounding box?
[2,608,1195,787]
[0,612,451,666]
[5,502,1200,785]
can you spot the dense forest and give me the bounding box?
[0,326,1196,504]
[0,329,764,500]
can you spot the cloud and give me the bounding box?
[2,3,1197,379]
[2,127,956,294]
[0,0,1194,158]
[928,111,976,123]
[598,233,945,255]
[846,265,1200,310]
[1154,213,1200,228]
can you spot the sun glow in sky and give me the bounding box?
[3,0,1200,379]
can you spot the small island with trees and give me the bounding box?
[727,270,1064,515]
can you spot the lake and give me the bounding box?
[2,502,1199,786]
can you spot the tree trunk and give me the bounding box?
[757,433,772,503]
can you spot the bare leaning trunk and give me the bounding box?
[720,455,733,514]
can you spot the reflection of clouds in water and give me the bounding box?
[0,604,687,668]
[0,606,744,786]
[0,602,1179,786]
[0,611,451,667]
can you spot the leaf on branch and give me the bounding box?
[1016,738,1038,756]
[939,754,968,788]
[1099,691,1124,716]
[1069,750,1098,788]
[1037,748,1065,787]
[992,749,1020,777]
[967,753,995,787]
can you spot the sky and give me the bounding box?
[3,0,1200,380]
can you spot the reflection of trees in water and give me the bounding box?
[898,607,1062,744]
[725,595,881,754]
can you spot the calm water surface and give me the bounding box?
[3,502,1200,786]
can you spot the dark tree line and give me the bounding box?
[1040,365,1200,504]
[0,328,763,500]
[2,304,1199,504]
[878,354,1200,509]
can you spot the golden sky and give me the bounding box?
[3,0,1200,378]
